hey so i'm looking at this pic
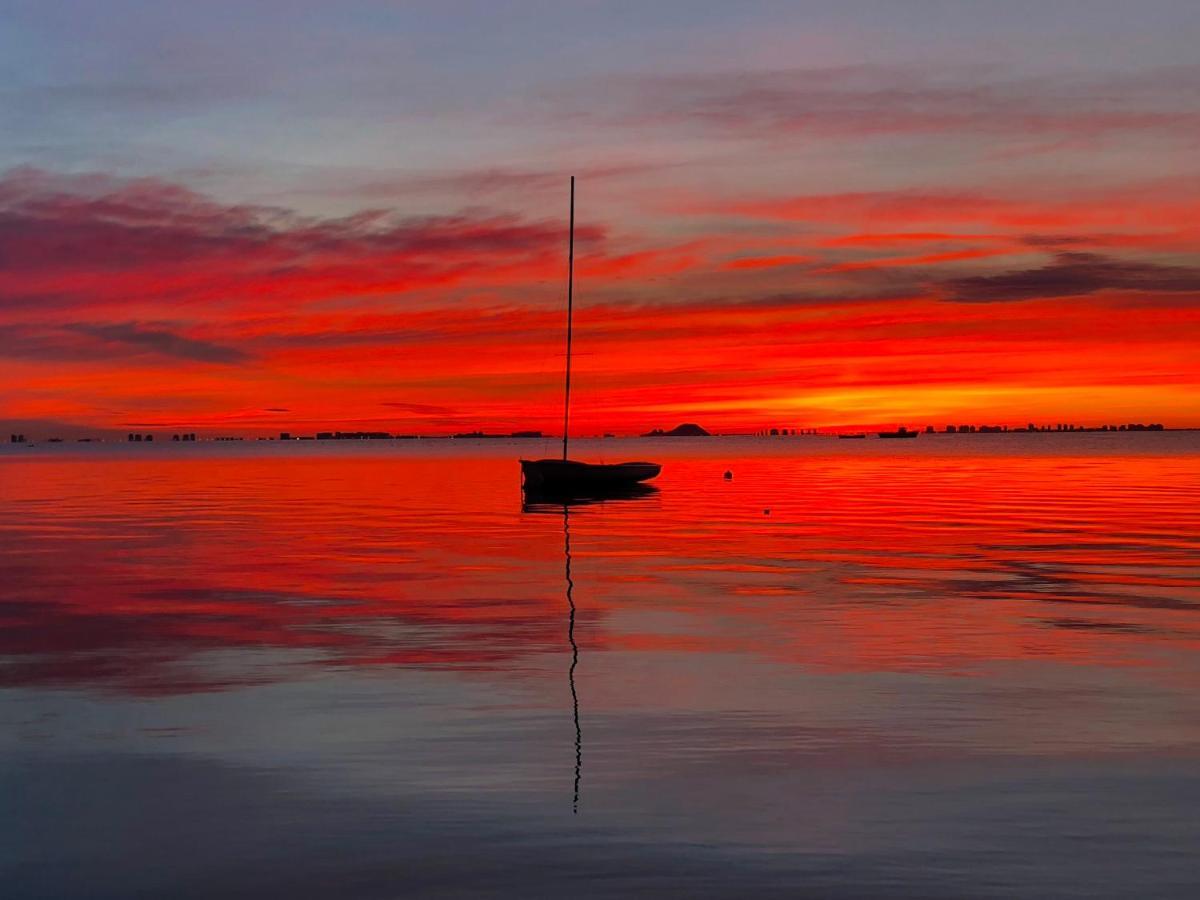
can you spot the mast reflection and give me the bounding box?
[522,483,658,813]
[563,503,581,814]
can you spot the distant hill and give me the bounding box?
[642,423,711,437]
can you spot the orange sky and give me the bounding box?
[2,168,1197,436]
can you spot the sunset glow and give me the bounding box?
[3,2,1198,436]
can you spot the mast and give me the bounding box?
[562,176,575,461]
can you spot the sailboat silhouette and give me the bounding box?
[520,177,661,494]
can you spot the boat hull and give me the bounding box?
[520,458,661,490]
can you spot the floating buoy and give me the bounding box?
[723,470,733,480]
[763,508,771,515]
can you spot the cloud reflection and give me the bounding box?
[0,443,1197,696]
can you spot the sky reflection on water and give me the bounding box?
[2,434,1199,898]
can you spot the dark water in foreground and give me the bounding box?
[2,433,1199,898]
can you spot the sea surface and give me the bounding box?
[2,433,1199,899]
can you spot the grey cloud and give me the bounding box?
[70,323,251,363]
[567,63,1200,141]
[0,321,250,364]
[943,252,1200,302]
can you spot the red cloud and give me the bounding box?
[2,167,1199,435]
[0,166,602,313]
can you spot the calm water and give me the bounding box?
[3,433,1199,898]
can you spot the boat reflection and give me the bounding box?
[521,482,659,512]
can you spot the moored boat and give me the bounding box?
[878,427,919,439]
[521,177,661,495]
[521,458,660,489]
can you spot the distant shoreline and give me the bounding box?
[3,427,1197,447]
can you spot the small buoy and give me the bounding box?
[723,470,733,480]
[763,508,771,515]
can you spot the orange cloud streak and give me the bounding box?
[2,168,1198,434]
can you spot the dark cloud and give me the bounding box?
[71,322,250,363]
[943,252,1200,302]
[0,166,603,311]
[1020,235,1098,249]
[0,166,591,270]
[0,322,249,364]
[381,401,457,416]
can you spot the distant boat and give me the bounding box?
[878,427,919,439]
[838,433,867,440]
[520,177,661,494]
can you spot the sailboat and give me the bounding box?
[520,177,661,493]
